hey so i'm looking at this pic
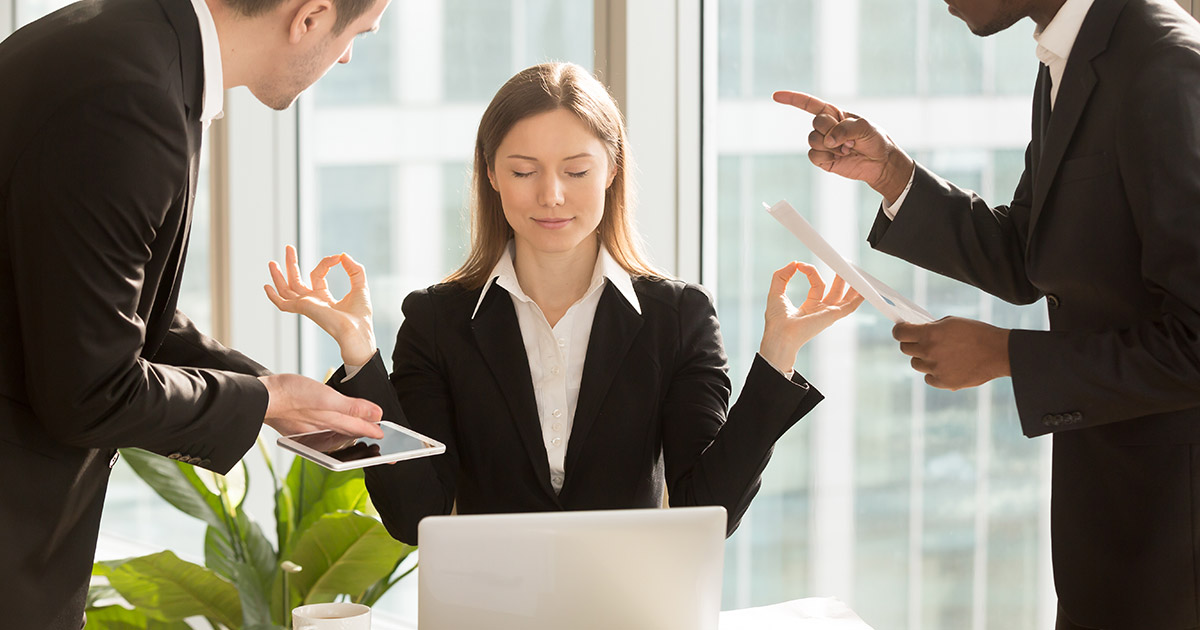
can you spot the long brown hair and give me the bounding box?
[445,62,664,289]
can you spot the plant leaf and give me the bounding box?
[106,551,242,628]
[119,449,227,530]
[283,460,368,554]
[205,516,277,628]
[84,605,192,630]
[284,512,408,603]
[194,460,248,515]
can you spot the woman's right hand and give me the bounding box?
[264,245,377,367]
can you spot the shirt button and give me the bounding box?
[551,437,562,447]
[557,338,566,347]
[553,476,564,485]
[550,366,561,376]
[552,408,562,418]
[552,422,562,431]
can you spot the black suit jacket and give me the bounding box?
[332,277,823,545]
[0,0,269,627]
[868,0,1200,627]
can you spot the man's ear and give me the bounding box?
[288,0,335,44]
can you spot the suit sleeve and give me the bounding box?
[1006,46,1200,434]
[7,84,265,473]
[661,286,823,536]
[155,310,271,376]
[342,292,457,545]
[867,158,1043,305]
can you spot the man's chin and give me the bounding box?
[249,87,301,111]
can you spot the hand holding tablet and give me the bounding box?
[278,420,445,471]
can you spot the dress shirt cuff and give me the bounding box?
[756,352,794,380]
[341,359,371,382]
[881,168,916,220]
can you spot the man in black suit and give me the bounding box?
[777,0,1200,628]
[0,0,390,626]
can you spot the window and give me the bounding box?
[708,1,1052,627]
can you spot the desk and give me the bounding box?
[719,597,875,629]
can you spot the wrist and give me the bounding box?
[337,321,377,368]
[876,152,915,206]
[759,334,799,376]
[993,328,1012,378]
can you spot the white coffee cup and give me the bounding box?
[292,602,371,630]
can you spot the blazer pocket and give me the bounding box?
[1057,152,1113,183]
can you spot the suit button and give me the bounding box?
[167,452,182,460]
[199,458,212,467]
[1071,412,1083,422]
[1046,294,1061,309]
[1042,414,1056,426]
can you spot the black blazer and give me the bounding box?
[868,0,1200,627]
[0,0,269,627]
[332,277,823,545]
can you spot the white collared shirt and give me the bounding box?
[885,0,1095,219]
[1034,0,1095,109]
[187,0,224,129]
[474,242,642,494]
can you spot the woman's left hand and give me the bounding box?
[759,261,864,375]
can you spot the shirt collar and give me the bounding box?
[1033,0,1095,67]
[471,241,642,319]
[188,0,224,127]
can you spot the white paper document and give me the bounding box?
[765,200,934,324]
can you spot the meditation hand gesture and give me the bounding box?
[772,90,915,206]
[264,245,377,367]
[759,261,864,375]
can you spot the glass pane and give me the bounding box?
[710,0,1049,627]
[298,1,594,622]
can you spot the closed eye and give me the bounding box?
[567,170,590,178]
[512,171,535,178]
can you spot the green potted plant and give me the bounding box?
[84,441,415,629]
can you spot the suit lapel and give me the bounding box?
[470,287,559,501]
[564,282,644,476]
[1029,0,1125,233]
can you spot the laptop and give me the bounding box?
[417,506,727,630]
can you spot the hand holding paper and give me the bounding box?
[894,317,1012,391]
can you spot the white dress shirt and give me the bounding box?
[884,0,1095,219]
[475,242,642,494]
[187,0,224,129]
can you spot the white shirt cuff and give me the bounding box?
[341,363,365,382]
[882,168,916,220]
[758,352,795,381]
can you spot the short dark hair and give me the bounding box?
[224,0,376,34]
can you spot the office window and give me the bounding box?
[298,0,594,620]
[708,2,1051,628]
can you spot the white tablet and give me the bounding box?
[765,200,935,324]
[276,420,446,471]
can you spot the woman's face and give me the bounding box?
[489,108,616,259]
